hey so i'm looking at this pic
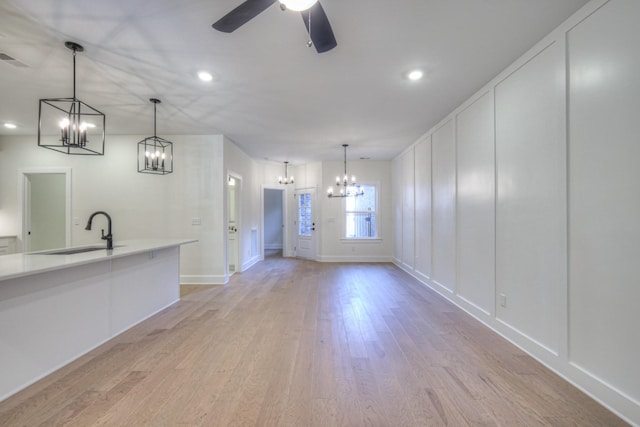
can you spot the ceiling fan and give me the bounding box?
[212,0,337,53]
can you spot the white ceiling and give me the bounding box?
[0,0,588,163]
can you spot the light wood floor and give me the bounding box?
[0,256,627,426]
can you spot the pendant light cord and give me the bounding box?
[343,144,347,178]
[72,48,77,100]
[153,100,157,138]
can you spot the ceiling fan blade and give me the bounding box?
[213,0,278,33]
[301,2,337,53]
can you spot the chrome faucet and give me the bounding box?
[85,211,113,250]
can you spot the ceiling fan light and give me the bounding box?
[280,0,318,12]
[408,69,424,81]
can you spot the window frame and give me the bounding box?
[342,182,380,240]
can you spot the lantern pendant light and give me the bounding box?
[38,41,106,155]
[137,98,173,175]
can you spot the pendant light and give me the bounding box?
[278,161,294,185]
[327,144,364,198]
[137,98,173,175]
[38,41,106,155]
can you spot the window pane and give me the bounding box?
[346,185,376,211]
[345,185,377,238]
[298,193,312,236]
[346,212,376,238]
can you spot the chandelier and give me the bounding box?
[137,98,173,175]
[278,161,294,185]
[327,144,364,198]
[38,41,106,155]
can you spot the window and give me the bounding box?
[345,184,377,238]
[298,192,312,236]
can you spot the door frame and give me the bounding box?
[18,167,72,252]
[226,171,242,278]
[261,185,287,258]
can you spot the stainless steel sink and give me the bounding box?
[32,245,123,255]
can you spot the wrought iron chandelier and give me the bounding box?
[278,161,294,185]
[137,98,173,175]
[327,144,364,198]
[38,41,106,155]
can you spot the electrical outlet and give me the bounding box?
[499,293,507,308]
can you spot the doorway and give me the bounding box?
[227,174,240,276]
[294,188,316,260]
[20,168,72,252]
[263,188,284,257]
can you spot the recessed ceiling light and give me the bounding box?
[408,70,423,81]
[4,123,17,129]
[198,71,213,82]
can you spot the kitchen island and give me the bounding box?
[0,238,196,401]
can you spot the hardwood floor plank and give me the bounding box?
[0,257,629,426]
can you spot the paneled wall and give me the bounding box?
[392,0,639,424]
[401,150,415,269]
[567,0,640,409]
[456,92,494,315]
[413,137,432,281]
[495,40,566,355]
[431,119,456,293]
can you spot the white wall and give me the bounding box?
[567,0,640,412]
[392,0,640,424]
[456,92,494,315]
[413,136,432,282]
[0,134,227,284]
[320,160,393,262]
[401,149,415,269]
[431,119,456,293]
[495,39,566,355]
[223,137,263,274]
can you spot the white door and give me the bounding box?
[24,173,67,252]
[295,189,316,260]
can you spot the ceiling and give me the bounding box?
[0,0,588,164]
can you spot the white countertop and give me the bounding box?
[0,238,197,282]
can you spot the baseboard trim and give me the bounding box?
[180,275,227,285]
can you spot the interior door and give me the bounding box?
[295,189,316,260]
[24,173,67,252]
